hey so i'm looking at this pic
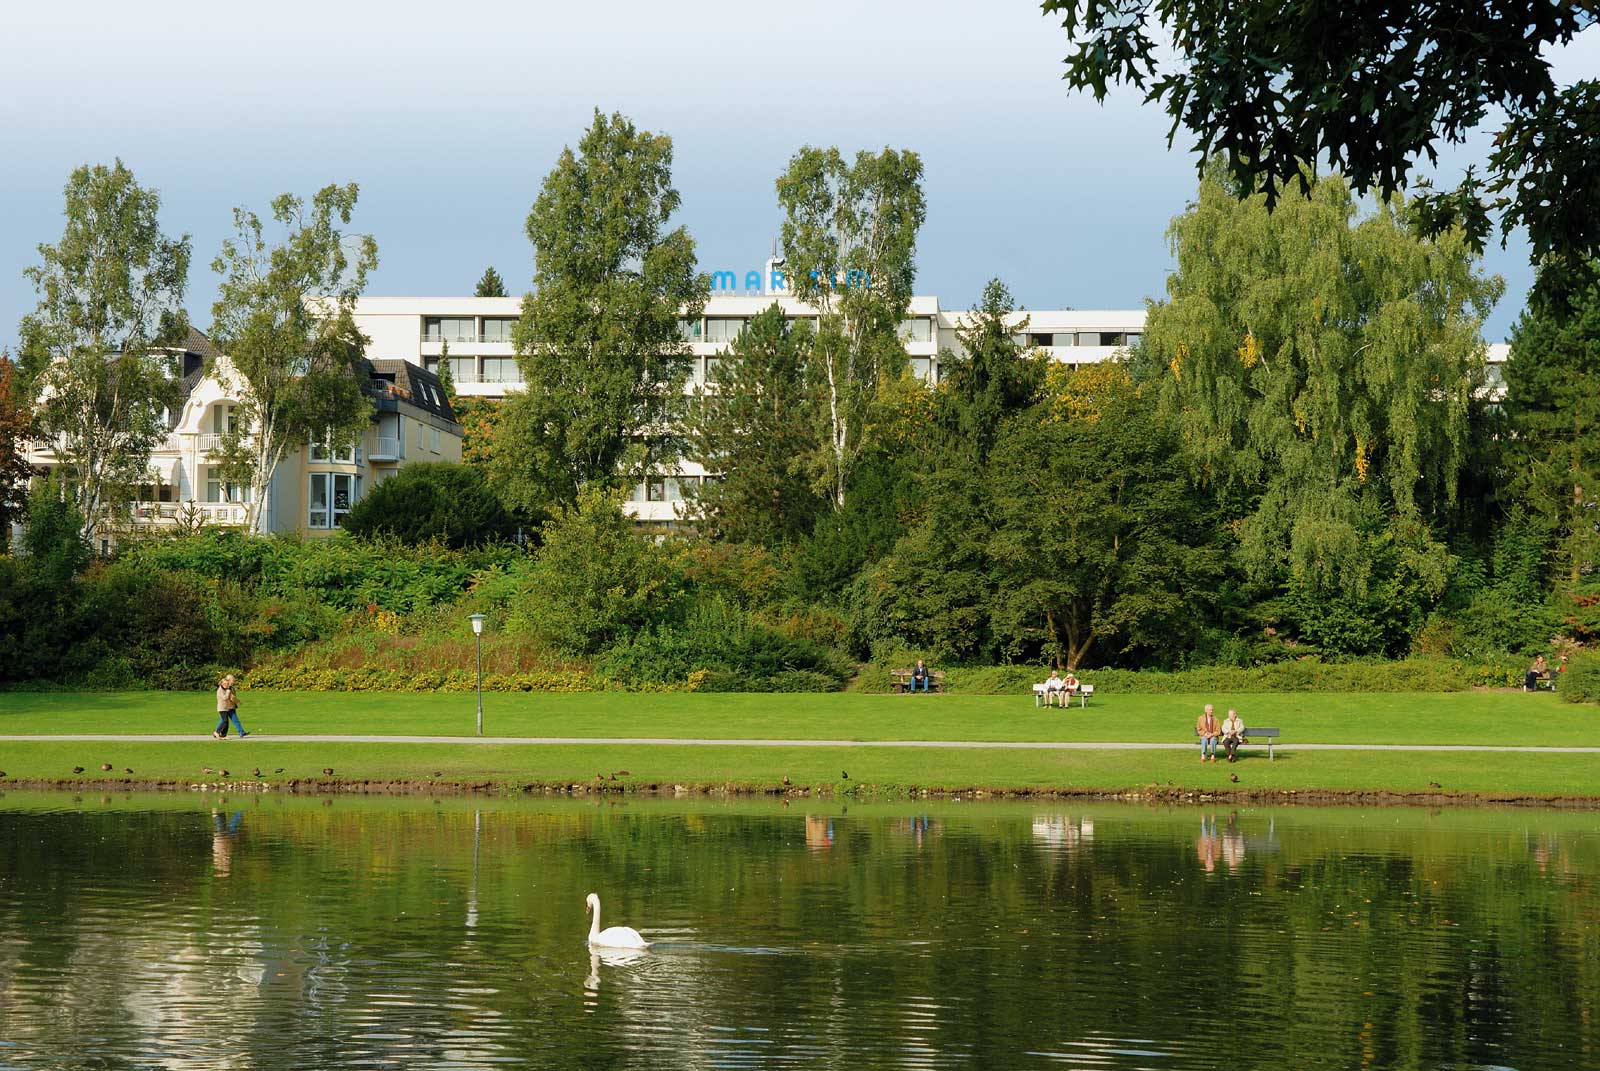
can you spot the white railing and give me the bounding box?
[372,436,402,458]
[197,433,224,453]
[128,501,248,526]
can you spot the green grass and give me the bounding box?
[0,690,1597,800]
[0,738,1595,800]
[2,689,1596,745]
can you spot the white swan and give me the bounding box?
[585,892,649,949]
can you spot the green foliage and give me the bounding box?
[595,597,850,690]
[209,183,378,531]
[1148,169,1502,599]
[1557,651,1600,704]
[1042,1,1597,261]
[0,352,31,537]
[474,265,507,298]
[507,489,687,655]
[684,304,826,545]
[497,110,707,513]
[937,279,1043,464]
[1503,259,1600,633]
[23,478,90,586]
[784,451,916,603]
[343,462,520,548]
[18,159,191,539]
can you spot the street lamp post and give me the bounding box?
[469,613,487,736]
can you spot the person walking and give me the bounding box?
[1196,704,1220,763]
[214,674,248,739]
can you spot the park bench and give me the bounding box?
[1033,681,1095,708]
[891,668,946,693]
[1528,676,1557,692]
[1194,726,1280,761]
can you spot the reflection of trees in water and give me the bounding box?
[0,801,1596,1068]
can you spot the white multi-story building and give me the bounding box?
[349,294,1149,524]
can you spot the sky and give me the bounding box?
[2,1,1596,349]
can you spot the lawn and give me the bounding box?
[1,689,1595,745]
[0,690,1596,800]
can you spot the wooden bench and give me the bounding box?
[1528,676,1557,692]
[1195,727,1280,761]
[1033,682,1095,708]
[891,669,946,693]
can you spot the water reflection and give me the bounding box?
[0,795,1595,1070]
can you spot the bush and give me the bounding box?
[1558,651,1600,704]
[342,462,523,548]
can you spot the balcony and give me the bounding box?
[128,501,248,526]
[196,433,251,455]
[371,436,403,461]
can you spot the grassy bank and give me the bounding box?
[1,691,1597,802]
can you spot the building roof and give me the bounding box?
[366,358,457,423]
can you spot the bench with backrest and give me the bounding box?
[1194,726,1281,761]
[1033,681,1095,708]
[892,668,946,693]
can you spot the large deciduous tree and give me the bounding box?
[1145,168,1502,601]
[776,146,925,506]
[209,184,378,532]
[1502,261,1600,637]
[497,111,707,513]
[684,304,825,546]
[18,160,191,542]
[1042,1,1600,266]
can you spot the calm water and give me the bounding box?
[0,793,1596,1070]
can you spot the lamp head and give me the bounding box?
[469,613,486,635]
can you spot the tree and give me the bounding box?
[1042,1,1600,264]
[18,160,191,542]
[209,184,378,533]
[988,377,1226,669]
[936,279,1044,464]
[776,146,926,505]
[1145,168,1502,601]
[0,351,33,541]
[474,266,507,297]
[497,111,707,512]
[684,304,825,545]
[342,462,519,548]
[1502,260,1600,635]
[509,488,687,655]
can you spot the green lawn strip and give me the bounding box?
[1,690,1595,746]
[1,739,1596,799]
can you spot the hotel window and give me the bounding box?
[423,317,476,343]
[628,481,647,503]
[308,472,359,529]
[704,356,724,384]
[1011,333,1030,348]
[910,357,933,382]
[1051,333,1077,347]
[678,318,703,342]
[664,478,684,502]
[204,472,252,503]
[212,404,238,434]
[1085,331,1126,346]
[897,319,932,343]
[704,318,748,344]
[446,356,476,382]
[481,317,517,343]
[1030,333,1052,348]
[430,427,441,452]
[481,357,521,383]
[1124,332,1142,347]
[647,478,667,502]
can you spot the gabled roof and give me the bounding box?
[366,358,457,423]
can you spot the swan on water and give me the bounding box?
[586,892,649,949]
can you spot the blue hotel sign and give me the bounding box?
[709,268,870,294]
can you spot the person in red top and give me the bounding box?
[1195,704,1220,763]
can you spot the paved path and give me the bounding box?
[2,734,1599,753]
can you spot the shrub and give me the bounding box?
[342,462,522,548]
[1558,651,1600,704]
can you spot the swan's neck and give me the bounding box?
[588,900,600,940]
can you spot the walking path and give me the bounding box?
[2,734,1599,753]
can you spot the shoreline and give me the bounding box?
[5,776,1599,810]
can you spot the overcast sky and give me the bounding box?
[3,1,1596,349]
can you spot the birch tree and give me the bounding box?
[776,146,925,506]
[18,160,191,542]
[209,184,378,532]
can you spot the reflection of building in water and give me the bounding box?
[1032,816,1095,853]
[805,815,834,851]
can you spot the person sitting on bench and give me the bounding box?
[1196,704,1220,763]
[1043,669,1066,706]
[909,660,933,693]
[1221,708,1246,763]
[1526,654,1550,692]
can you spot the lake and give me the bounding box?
[0,793,1595,1069]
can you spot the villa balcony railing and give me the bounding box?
[371,436,403,460]
[128,501,248,526]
